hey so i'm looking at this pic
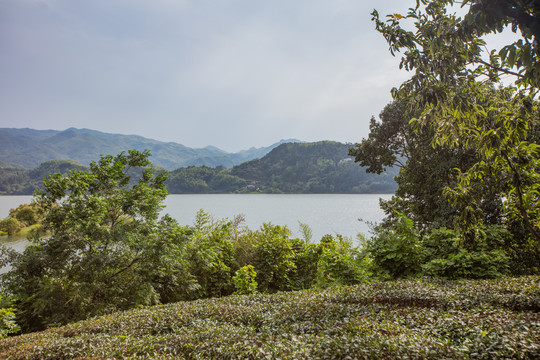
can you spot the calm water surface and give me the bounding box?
[1,194,391,248]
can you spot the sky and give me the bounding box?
[0,0,467,152]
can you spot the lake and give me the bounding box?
[1,194,391,247]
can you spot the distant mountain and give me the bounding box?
[166,141,398,194]
[229,141,398,194]
[0,140,396,195]
[0,128,301,170]
[230,138,302,163]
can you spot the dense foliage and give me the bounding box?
[0,160,86,195]
[0,277,538,359]
[366,215,514,280]
[351,0,540,274]
[349,100,499,230]
[1,150,173,332]
[0,150,371,332]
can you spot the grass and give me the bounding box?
[1,276,538,359]
[16,224,42,238]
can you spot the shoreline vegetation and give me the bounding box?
[0,224,41,239]
[0,203,45,238]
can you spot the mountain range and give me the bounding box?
[0,128,300,170]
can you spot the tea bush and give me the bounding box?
[0,277,537,359]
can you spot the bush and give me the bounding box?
[316,235,370,287]
[233,265,258,295]
[9,203,41,227]
[366,214,424,279]
[0,296,19,339]
[185,210,236,299]
[366,217,511,280]
[290,239,321,290]
[422,227,509,279]
[0,217,21,237]
[248,224,296,293]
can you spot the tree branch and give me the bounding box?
[475,59,524,79]
[109,255,141,279]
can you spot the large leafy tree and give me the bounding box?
[369,0,539,245]
[2,150,193,332]
[349,100,505,231]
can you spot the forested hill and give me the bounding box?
[230,141,397,193]
[0,160,168,195]
[0,160,87,195]
[0,128,298,170]
[0,140,397,195]
[167,141,397,194]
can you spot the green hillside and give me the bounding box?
[3,141,396,195]
[166,141,397,194]
[229,141,397,193]
[166,166,248,193]
[0,160,87,195]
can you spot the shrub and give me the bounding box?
[0,296,19,339]
[290,239,321,290]
[0,217,21,237]
[185,210,235,299]
[249,224,296,293]
[422,227,509,279]
[233,265,258,295]
[9,203,41,227]
[316,235,370,287]
[366,214,424,279]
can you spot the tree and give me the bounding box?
[9,203,42,226]
[371,0,540,245]
[0,217,21,237]
[2,150,192,332]
[350,99,508,231]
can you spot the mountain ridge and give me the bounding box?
[0,128,301,170]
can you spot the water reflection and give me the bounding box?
[1,234,29,253]
[1,235,29,273]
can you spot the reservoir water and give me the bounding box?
[1,194,391,247]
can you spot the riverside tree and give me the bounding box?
[2,150,194,332]
[364,0,539,245]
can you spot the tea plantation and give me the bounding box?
[1,276,538,359]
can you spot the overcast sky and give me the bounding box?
[1,0,429,152]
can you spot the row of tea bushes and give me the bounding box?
[1,276,538,359]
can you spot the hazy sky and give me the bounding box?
[1,0,425,151]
